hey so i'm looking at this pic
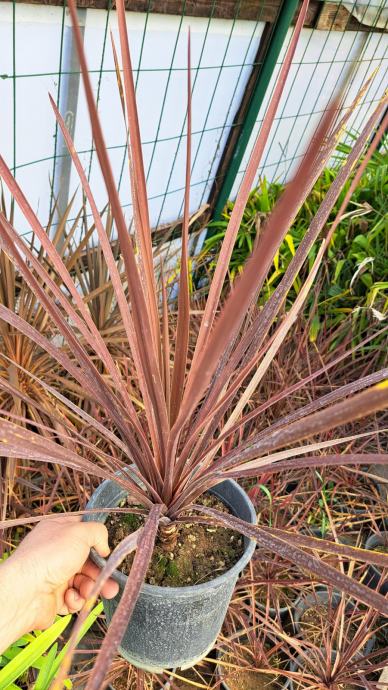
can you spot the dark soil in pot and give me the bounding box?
[107,493,243,586]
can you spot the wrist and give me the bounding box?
[0,555,37,651]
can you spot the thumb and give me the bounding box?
[80,521,110,558]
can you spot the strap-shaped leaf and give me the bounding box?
[67,0,169,465]
[214,383,388,474]
[189,0,310,368]
[192,506,388,614]
[0,616,71,690]
[169,30,192,429]
[226,453,388,479]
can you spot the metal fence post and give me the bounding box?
[52,7,86,238]
[211,0,301,222]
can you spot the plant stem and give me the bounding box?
[158,522,179,553]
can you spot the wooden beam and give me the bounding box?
[315,2,386,32]
[1,0,385,32]
[316,2,352,30]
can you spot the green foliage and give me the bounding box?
[0,603,103,690]
[155,554,180,580]
[201,135,387,343]
[121,512,142,530]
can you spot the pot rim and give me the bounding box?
[87,477,256,597]
[292,589,376,655]
[365,530,388,549]
[292,588,343,631]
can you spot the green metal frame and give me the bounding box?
[212,0,301,221]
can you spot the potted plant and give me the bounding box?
[217,637,285,690]
[285,648,380,690]
[0,0,388,685]
[292,588,375,654]
[216,609,287,690]
[285,597,383,689]
[235,551,305,622]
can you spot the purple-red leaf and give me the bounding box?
[192,506,388,614]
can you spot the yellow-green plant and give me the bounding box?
[0,603,102,690]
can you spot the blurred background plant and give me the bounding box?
[198,132,387,349]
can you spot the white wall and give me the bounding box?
[0,3,387,241]
[231,24,388,197]
[0,4,264,238]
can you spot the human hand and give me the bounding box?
[0,516,119,651]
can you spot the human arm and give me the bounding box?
[0,517,119,654]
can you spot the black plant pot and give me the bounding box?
[364,531,388,595]
[292,589,375,655]
[284,649,374,690]
[284,652,332,690]
[292,589,342,635]
[254,585,300,622]
[85,478,256,673]
[304,526,362,546]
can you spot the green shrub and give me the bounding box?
[201,134,387,343]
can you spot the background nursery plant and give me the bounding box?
[0,0,387,687]
[199,133,387,346]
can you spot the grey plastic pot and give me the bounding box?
[292,589,342,635]
[369,464,388,502]
[365,531,388,595]
[85,478,256,673]
[284,652,337,690]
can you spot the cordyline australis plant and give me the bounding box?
[0,0,387,685]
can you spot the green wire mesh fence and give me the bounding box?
[0,0,386,246]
